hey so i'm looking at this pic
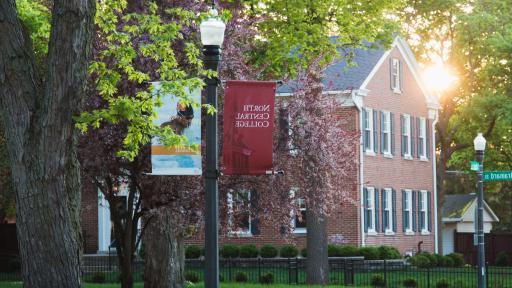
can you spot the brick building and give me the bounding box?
[82,36,439,255]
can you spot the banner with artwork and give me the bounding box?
[151,82,201,175]
[222,81,276,175]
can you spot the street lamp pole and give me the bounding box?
[474,132,486,288]
[200,8,225,288]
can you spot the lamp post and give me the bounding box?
[200,7,225,288]
[474,132,486,288]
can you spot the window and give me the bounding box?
[381,111,391,155]
[364,187,376,233]
[290,190,306,233]
[418,117,427,159]
[363,108,376,154]
[383,189,393,232]
[403,189,413,233]
[419,190,428,232]
[227,190,251,235]
[391,58,401,92]
[401,114,412,158]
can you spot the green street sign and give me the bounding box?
[483,171,512,181]
[470,161,480,171]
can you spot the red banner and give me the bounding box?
[222,81,276,175]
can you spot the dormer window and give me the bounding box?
[391,58,401,93]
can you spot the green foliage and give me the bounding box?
[239,244,259,258]
[259,245,278,258]
[496,251,510,267]
[301,248,307,258]
[91,272,107,284]
[339,245,359,257]
[441,256,454,267]
[16,0,51,64]
[410,254,432,268]
[220,244,240,259]
[377,245,401,260]
[259,272,274,284]
[403,277,418,287]
[328,245,342,257]
[184,271,199,283]
[76,0,210,161]
[447,253,465,267]
[235,272,248,282]
[185,245,202,259]
[435,278,450,288]
[279,245,299,258]
[370,274,386,287]
[359,247,380,260]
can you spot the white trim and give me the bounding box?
[381,111,392,154]
[227,189,253,236]
[404,189,413,234]
[363,107,375,153]
[354,98,366,247]
[360,48,393,89]
[418,117,427,158]
[420,190,429,233]
[402,114,412,158]
[366,187,376,233]
[383,188,393,233]
[391,58,401,92]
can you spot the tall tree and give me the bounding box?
[0,0,95,287]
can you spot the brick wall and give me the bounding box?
[81,178,98,254]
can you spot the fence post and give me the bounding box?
[427,266,430,288]
[384,259,387,287]
[486,262,489,288]
[288,257,291,285]
[258,257,261,281]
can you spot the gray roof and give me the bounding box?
[442,194,477,219]
[276,43,386,94]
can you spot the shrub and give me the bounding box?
[260,244,278,258]
[359,247,380,260]
[410,254,431,268]
[259,272,274,284]
[239,244,259,258]
[496,251,509,267]
[328,245,342,257]
[235,271,248,282]
[447,253,465,267]
[185,245,202,259]
[378,245,401,259]
[423,253,438,267]
[91,272,106,284]
[370,274,386,287]
[280,245,299,258]
[220,244,240,258]
[403,278,418,287]
[441,255,454,267]
[301,248,307,257]
[435,253,445,266]
[339,245,359,257]
[435,278,450,288]
[219,274,224,282]
[185,271,200,283]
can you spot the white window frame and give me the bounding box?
[419,117,427,160]
[404,189,414,235]
[403,114,412,159]
[290,190,306,234]
[420,190,429,234]
[382,111,392,156]
[383,188,394,234]
[227,189,252,236]
[366,187,376,234]
[364,108,375,155]
[391,58,401,93]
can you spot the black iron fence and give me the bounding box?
[2,256,512,287]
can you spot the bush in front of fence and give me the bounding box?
[403,278,418,287]
[185,245,202,259]
[239,244,259,258]
[91,272,106,284]
[220,244,240,258]
[377,245,400,259]
[339,245,359,257]
[370,274,385,287]
[496,251,510,266]
[359,247,380,260]
[259,272,274,284]
[185,271,199,283]
[260,244,278,258]
[280,245,299,258]
[328,245,342,257]
[435,278,449,288]
[410,252,465,268]
[301,248,307,257]
[235,271,248,282]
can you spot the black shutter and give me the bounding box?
[419,191,423,231]
[410,117,415,157]
[381,189,385,232]
[426,119,431,159]
[373,110,378,153]
[380,111,385,154]
[392,189,397,233]
[250,189,260,235]
[362,109,367,150]
[412,190,417,232]
[375,188,380,233]
[427,191,432,232]
[363,188,368,233]
[400,115,405,156]
[417,117,421,158]
[402,190,406,232]
[390,113,395,155]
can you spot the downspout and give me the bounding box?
[352,90,365,247]
[432,109,439,254]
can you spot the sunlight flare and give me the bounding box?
[423,64,458,92]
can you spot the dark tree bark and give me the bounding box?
[0,0,95,287]
[143,207,185,288]
[306,208,329,284]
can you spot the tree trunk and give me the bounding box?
[143,207,185,288]
[306,208,329,284]
[0,1,95,287]
[119,252,134,288]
